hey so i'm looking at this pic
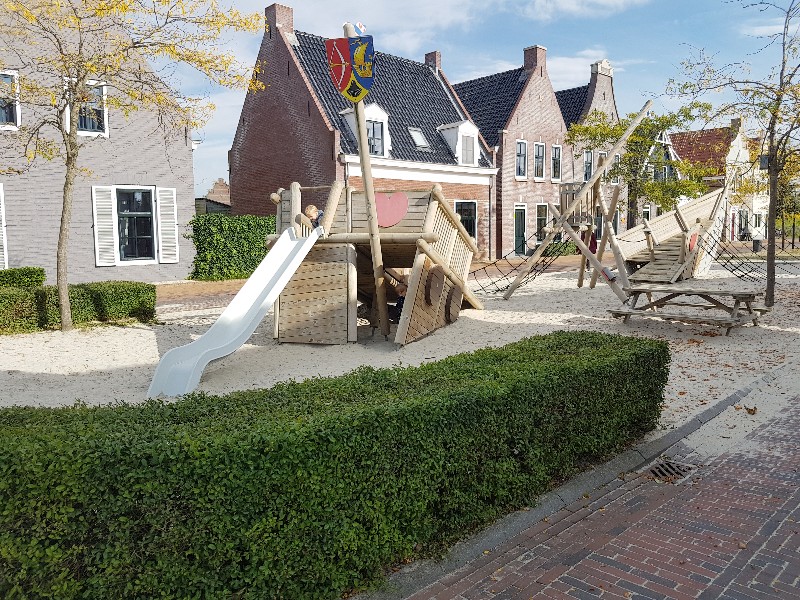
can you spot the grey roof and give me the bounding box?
[555,84,589,129]
[292,31,491,167]
[453,68,529,147]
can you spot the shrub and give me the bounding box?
[0,266,46,287]
[0,281,155,333]
[0,331,669,598]
[186,213,277,280]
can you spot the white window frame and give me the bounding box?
[515,140,528,180]
[533,142,545,180]
[514,202,528,254]
[551,145,562,182]
[408,127,430,150]
[583,149,593,182]
[0,71,21,131]
[642,205,651,222]
[366,120,384,156]
[598,151,608,180]
[339,103,391,158]
[91,184,179,267]
[460,134,476,166]
[64,80,109,138]
[454,200,478,239]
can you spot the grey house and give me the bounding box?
[0,63,195,284]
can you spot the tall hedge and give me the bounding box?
[0,331,669,599]
[0,266,46,287]
[186,213,277,280]
[0,281,155,333]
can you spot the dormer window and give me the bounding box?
[0,71,20,130]
[437,120,480,166]
[408,127,431,151]
[367,120,384,156]
[339,103,391,158]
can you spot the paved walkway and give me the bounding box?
[364,368,800,600]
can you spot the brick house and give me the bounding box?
[229,4,497,258]
[455,52,623,257]
[0,63,195,283]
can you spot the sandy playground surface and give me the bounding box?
[2,267,799,440]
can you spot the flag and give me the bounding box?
[325,35,374,103]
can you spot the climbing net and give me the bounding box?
[468,224,577,294]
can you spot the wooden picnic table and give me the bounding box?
[609,284,768,335]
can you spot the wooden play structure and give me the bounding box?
[268,182,483,346]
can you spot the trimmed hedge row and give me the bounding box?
[0,266,46,287]
[0,331,669,598]
[0,281,156,333]
[186,213,277,280]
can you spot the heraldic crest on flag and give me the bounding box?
[325,35,375,103]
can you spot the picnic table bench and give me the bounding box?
[609,284,769,335]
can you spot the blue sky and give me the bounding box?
[191,0,788,196]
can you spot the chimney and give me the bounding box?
[730,117,742,132]
[265,3,293,34]
[591,59,613,78]
[425,51,442,71]
[524,45,547,72]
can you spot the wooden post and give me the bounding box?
[503,100,652,299]
[344,22,390,338]
[594,185,630,289]
[577,224,594,288]
[290,181,302,237]
[320,180,344,236]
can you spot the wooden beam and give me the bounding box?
[417,239,484,310]
[430,184,481,255]
[320,180,345,237]
[266,232,440,245]
[290,181,302,237]
[503,100,653,299]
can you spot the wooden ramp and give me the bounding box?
[270,183,482,346]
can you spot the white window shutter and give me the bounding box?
[92,186,118,266]
[0,184,7,269]
[156,187,179,264]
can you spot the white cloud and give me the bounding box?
[738,18,785,37]
[548,47,608,90]
[452,57,521,83]
[516,0,651,22]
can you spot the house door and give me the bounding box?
[514,206,527,255]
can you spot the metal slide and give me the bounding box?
[147,226,322,397]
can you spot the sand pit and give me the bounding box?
[1,268,798,436]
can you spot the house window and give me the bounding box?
[92,185,179,267]
[78,84,106,135]
[551,145,562,181]
[598,151,608,179]
[408,127,430,150]
[516,140,527,178]
[583,150,593,182]
[367,120,384,156]
[642,205,651,222]
[461,135,475,165]
[533,143,545,179]
[117,188,155,260]
[455,201,477,239]
[611,154,621,184]
[0,72,20,130]
[536,204,548,241]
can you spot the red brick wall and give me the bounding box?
[496,48,575,257]
[229,5,341,216]
[347,176,492,259]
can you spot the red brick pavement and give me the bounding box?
[407,400,800,599]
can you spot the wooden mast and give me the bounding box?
[344,21,390,338]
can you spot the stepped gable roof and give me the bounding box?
[453,68,529,147]
[555,84,589,129]
[292,31,490,167]
[670,126,734,174]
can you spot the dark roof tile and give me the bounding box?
[555,85,588,128]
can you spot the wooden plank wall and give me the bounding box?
[277,244,354,344]
[348,190,431,233]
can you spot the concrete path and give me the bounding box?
[363,365,800,600]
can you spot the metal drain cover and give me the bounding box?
[649,459,694,483]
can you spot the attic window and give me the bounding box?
[408,127,430,150]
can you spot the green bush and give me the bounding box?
[0,281,155,333]
[0,266,46,287]
[187,213,277,280]
[0,331,669,599]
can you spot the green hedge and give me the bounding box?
[186,213,277,280]
[0,266,46,287]
[0,331,668,599]
[0,281,156,333]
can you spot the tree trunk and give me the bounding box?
[765,154,779,307]
[57,147,78,331]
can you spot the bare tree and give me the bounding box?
[0,0,263,329]
[668,0,800,306]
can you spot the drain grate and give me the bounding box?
[648,459,694,484]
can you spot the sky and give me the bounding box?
[190,0,789,197]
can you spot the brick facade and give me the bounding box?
[229,4,341,217]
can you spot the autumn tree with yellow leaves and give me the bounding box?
[0,0,264,330]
